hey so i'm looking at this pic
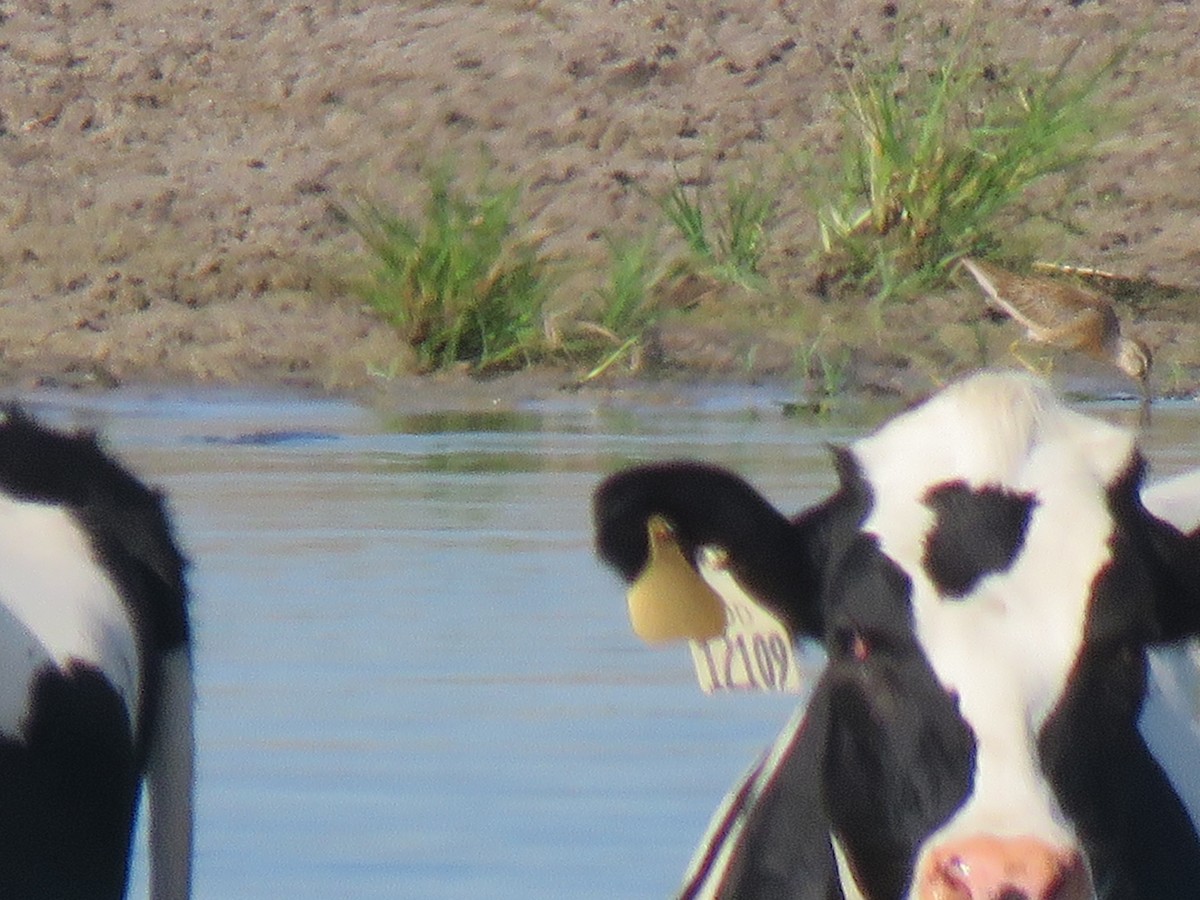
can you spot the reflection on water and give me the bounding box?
[9,388,1200,899]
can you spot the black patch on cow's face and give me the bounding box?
[821,534,976,898]
[1038,580,1200,895]
[1038,457,1200,895]
[921,481,1036,598]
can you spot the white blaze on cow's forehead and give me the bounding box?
[853,375,1135,617]
[854,372,1137,855]
[0,494,141,741]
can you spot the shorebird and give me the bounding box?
[959,256,1152,396]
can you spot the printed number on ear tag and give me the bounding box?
[688,548,802,694]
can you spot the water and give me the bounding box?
[13,387,1200,899]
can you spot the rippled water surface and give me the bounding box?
[18,387,1200,899]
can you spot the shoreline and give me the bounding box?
[3,2,1197,405]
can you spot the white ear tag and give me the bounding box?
[625,516,728,644]
[687,547,802,694]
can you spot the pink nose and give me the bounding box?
[918,835,1091,900]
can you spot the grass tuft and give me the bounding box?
[788,336,852,417]
[596,233,660,337]
[818,21,1132,300]
[341,167,550,373]
[571,233,664,382]
[661,174,775,287]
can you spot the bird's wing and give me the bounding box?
[960,258,1039,331]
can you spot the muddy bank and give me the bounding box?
[2,1,1198,403]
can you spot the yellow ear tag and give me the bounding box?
[626,515,728,644]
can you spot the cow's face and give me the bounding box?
[594,373,1200,900]
[820,381,1157,899]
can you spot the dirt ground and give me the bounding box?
[2,1,1198,406]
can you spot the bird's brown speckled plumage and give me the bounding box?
[959,257,1151,388]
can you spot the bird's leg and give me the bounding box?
[1137,374,1152,428]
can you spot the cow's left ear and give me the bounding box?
[1114,461,1200,643]
[593,461,834,640]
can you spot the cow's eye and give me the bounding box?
[834,627,871,662]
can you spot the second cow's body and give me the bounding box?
[0,410,192,899]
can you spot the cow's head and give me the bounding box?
[593,372,1200,900]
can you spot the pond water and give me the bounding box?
[16,386,1200,899]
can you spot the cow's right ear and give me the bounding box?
[1137,513,1200,644]
[1113,463,1200,643]
[592,461,831,640]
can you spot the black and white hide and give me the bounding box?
[593,371,1200,900]
[0,410,192,899]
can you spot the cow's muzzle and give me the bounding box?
[918,834,1092,900]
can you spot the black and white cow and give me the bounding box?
[593,371,1200,899]
[0,409,192,899]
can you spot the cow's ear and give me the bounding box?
[592,461,829,639]
[1113,461,1200,643]
[1140,513,1200,643]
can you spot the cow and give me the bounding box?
[593,371,1200,899]
[0,409,192,899]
